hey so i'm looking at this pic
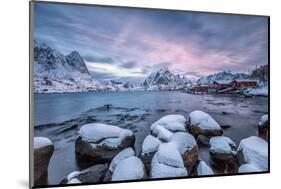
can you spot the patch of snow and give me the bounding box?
[243,85,268,96]
[151,152,188,178]
[209,136,237,155]
[141,135,161,155]
[66,171,80,181]
[189,110,221,130]
[157,142,185,168]
[259,114,268,127]
[111,156,145,181]
[197,161,214,176]
[109,147,135,172]
[151,115,187,132]
[238,136,268,170]
[238,163,262,173]
[151,125,173,141]
[34,137,52,149]
[67,178,81,184]
[169,132,197,154]
[79,123,133,148]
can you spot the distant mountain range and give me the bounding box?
[33,41,268,93]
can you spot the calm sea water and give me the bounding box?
[34,91,268,185]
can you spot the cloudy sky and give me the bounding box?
[33,2,268,83]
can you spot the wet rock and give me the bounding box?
[209,136,238,173]
[34,137,54,184]
[61,164,108,184]
[169,132,198,174]
[75,123,135,165]
[196,134,210,146]
[237,136,268,171]
[188,110,223,137]
[258,114,268,140]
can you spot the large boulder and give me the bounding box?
[195,160,214,176]
[140,135,162,172]
[209,136,238,173]
[169,132,198,174]
[151,115,187,141]
[237,136,268,171]
[75,123,135,165]
[34,137,54,183]
[150,142,188,179]
[103,147,135,182]
[188,111,223,137]
[61,164,108,184]
[111,156,146,181]
[258,114,268,140]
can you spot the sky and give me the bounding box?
[33,2,268,83]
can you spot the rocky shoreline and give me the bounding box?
[33,110,269,186]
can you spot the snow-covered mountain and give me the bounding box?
[143,67,192,90]
[33,41,102,93]
[197,71,251,84]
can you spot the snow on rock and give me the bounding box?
[151,151,188,178]
[67,178,81,184]
[157,142,185,168]
[243,85,268,97]
[111,156,145,181]
[237,136,268,171]
[141,135,162,155]
[209,136,237,155]
[196,161,214,176]
[34,136,53,149]
[78,123,133,148]
[151,115,187,132]
[238,163,262,173]
[169,132,197,154]
[259,114,268,128]
[151,125,173,141]
[109,147,135,172]
[188,110,223,136]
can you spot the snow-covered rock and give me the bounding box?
[151,125,173,142]
[34,136,54,182]
[259,114,268,129]
[109,148,135,172]
[169,132,199,173]
[238,163,262,173]
[111,156,145,181]
[143,67,192,91]
[188,110,223,137]
[243,85,268,97]
[151,150,188,179]
[75,123,135,164]
[61,164,108,184]
[196,161,214,176]
[34,41,102,93]
[141,135,162,155]
[209,136,237,155]
[151,115,187,132]
[237,136,268,171]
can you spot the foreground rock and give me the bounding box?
[195,160,214,176]
[151,115,187,141]
[188,110,223,137]
[238,163,262,173]
[111,156,146,181]
[75,123,135,165]
[140,135,162,172]
[237,136,268,171]
[209,136,238,173]
[34,137,54,183]
[258,114,268,140]
[169,132,198,174]
[150,142,188,178]
[103,147,135,181]
[61,164,108,184]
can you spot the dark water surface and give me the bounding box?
[34,91,268,185]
